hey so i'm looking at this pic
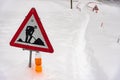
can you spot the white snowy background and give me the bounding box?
[0,0,120,80]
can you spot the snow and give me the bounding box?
[0,0,120,80]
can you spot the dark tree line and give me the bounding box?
[97,0,120,2]
[97,0,120,5]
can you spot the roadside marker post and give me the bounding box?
[35,52,42,72]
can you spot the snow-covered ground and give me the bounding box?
[85,2,120,80]
[0,0,120,80]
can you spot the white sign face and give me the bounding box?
[15,15,48,48]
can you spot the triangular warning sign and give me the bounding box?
[10,8,54,53]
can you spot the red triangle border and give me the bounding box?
[10,8,54,53]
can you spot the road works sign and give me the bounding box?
[10,8,54,53]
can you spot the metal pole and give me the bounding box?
[70,0,73,9]
[29,50,32,68]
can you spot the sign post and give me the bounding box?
[29,50,32,68]
[10,8,54,71]
[70,0,73,9]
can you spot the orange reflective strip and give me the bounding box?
[35,58,42,66]
[35,65,42,72]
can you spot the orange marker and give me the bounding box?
[35,53,42,72]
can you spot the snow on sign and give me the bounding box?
[10,8,54,53]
